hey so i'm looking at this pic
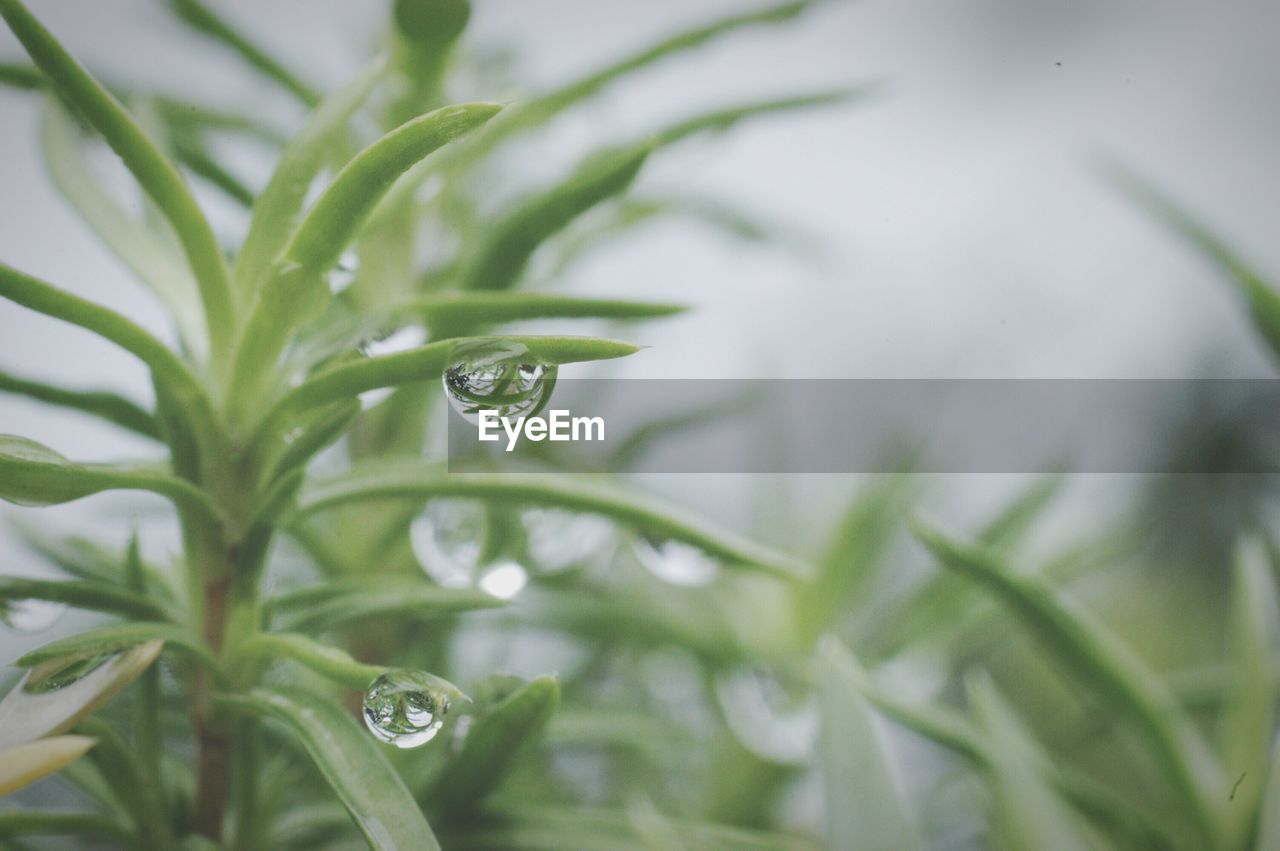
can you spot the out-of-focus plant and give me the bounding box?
[0,0,862,847]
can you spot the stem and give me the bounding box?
[193,568,232,841]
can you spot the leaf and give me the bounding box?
[0,576,167,620]
[0,640,162,749]
[295,466,810,580]
[0,735,98,797]
[0,0,236,357]
[38,97,207,357]
[0,263,220,454]
[911,520,1224,844]
[0,60,40,89]
[229,102,504,415]
[267,580,506,633]
[0,434,220,524]
[235,56,388,296]
[15,623,216,675]
[815,639,920,851]
[0,808,130,841]
[458,145,650,291]
[1103,161,1280,363]
[1258,736,1280,851]
[258,334,640,433]
[398,292,687,339]
[219,687,441,851]
[240,632,384,691]
[164,0,319,106]
[651,88,871,149]
[966,676,1103,851]
[0,365,159,439]
[431,676,560,815]
[1221,538,1280,847]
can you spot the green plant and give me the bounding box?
[0,0,856,847]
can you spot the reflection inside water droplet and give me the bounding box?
[411,499,486,587]
[23,652,116,695]
[522,509,616,574]
[0,599,67,632]
[477,560,528,600]
[362,670,450,748]
[443,339,557,423]
[634,537,720,587]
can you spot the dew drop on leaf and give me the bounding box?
[0,599,67,633]
[443,339,557,423]
[23,652,116,695]
[362,670,450,748]
[634,536,720,586]
[410,499,486,587]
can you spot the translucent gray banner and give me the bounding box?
[445,379,1280,474]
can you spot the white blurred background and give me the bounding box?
[2,0,1278,653]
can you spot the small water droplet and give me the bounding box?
[411,499,486,587]
[522,509,616,573]
[328,250,359,295]
[23,652,115,694]
[477,560,527,599]
[634,537,720,587]
[362,670,450,748]
[443,339,557,423]
[1,599,67,632]
[715,667,817,764]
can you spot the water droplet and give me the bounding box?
[634,537,720,587]
[522,509,616,574]
[443,339,557,423]
[715,667,817,763]
[411,499,486,587]
[23,652,115,694]
[0,599,67,632]
[328,250,359,295]
[477,560,528,599]
[362,669,450,748]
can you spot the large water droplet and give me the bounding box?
[522,509,616,574]
[634,537,720,587]
[23,653,115,695]
[0,599,67,632]
[443,340,557,423]
[477,560,528,600]
[328,250,359,295]
[411,499,486,587]
[362,670,450,748]
[715,667,817,764]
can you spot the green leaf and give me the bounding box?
[0,735,99,799]
[295,465,809,580]
[0,807,130,842]
[0,59,40,89]
[0,263,220,456]
[235,56,388,296]
[239,632,383,691]
[0,640,162,748]
[257,334,639,435]
[398,292,687,339]
[229,102,504,416]
[1103,161,1280,363]
[0,435,220,525]
[0,0,236,358]
[0,576,167,621]
[1221,539,1280,847]
[651,88,871,149]
[218,687,441,851]
[1258,736,1280,851]
[815,638,920,851]
[38,97,207,358]
[164,0,319,106]
[911,520,1224,844]
[431,676,560,815]
[966,676,1103,851]
[266,579,506,633]
[16,622,217,676]
[458,145,650,291]
[0,366,159,439]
